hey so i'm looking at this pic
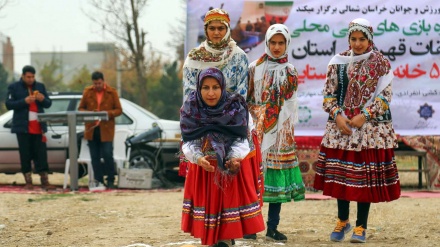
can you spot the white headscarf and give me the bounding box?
[252,24,298,156]
[253,24,292,103]
[328,18,394,108]
[264,24,290,59]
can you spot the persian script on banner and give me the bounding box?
[186,0,440,136]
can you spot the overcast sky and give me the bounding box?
[0,0,185,74]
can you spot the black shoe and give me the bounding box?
[243,234,257,240]
[212,240,233,247]
[105,181,116,189]
[266,228,287,242]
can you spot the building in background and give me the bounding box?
[31,42,116,84]
[0,32,14,79]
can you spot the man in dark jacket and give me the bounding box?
[5,65,55,190]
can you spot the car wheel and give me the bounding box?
[129,149,158,171]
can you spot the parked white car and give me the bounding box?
[0,93,181,176]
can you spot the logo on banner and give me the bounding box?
[417,103,435,120]
[299,161,310,173]
[298,106,312,123]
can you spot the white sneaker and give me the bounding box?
[89,181,106,191]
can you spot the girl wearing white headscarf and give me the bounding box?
[247,24,305,243]
[313,18,400,244]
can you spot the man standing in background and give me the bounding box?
[5,65,55,190]
[78,71,122,189]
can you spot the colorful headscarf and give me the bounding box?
[203,8,230,25]
[203,8,231,50]
[185,8,239,68]
[180,67,248,170]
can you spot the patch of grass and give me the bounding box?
[79,197,95,201]
[395,156,418,169]
[395,155,428,189]
[27,193,93,203]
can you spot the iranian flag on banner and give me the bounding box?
[264,1,294,25]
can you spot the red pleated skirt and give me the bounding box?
[181,137,265,245]
[179,132,264,205]
[313,146,401,203]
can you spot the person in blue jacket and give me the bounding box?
[5,65,54,190]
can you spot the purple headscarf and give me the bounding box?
[180,67,248,170]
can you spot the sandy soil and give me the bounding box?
[0,173,439,247]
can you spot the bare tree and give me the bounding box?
[167,0,186,62]
[85,0,150,106]
[0,0,10,11]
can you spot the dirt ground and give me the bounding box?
[0,173,439,247]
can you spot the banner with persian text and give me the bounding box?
[186,0,440,136]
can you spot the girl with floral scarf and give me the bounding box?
[313,18,400,244]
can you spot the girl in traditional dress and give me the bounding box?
[247,24,306,242]
[313,18,401,243]
[180,67,265,247]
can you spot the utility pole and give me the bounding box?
[116,58,121,96]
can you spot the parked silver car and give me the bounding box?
[0,93,181,176]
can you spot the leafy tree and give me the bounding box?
[112,47,164,111]
[1,0,12,113]
[109,48,144,104]
[0,63,9,113]
[37,59,67,92]
[97,51,119,94]
[148,61,182,120]
[67,66,91,92]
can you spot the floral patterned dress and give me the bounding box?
[248,59,305,203]
[313,50,401,202]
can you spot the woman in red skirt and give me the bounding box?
[313,18,401,244]
[178,7,264,209]
[180,67,265,246]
